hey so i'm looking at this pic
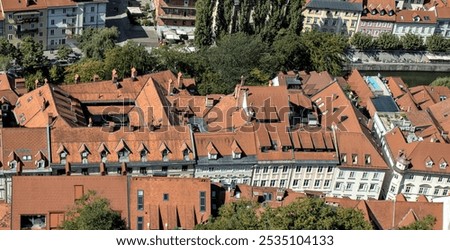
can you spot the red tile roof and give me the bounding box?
[11,175,128,230]
[302,71,334,96]
[362,0,396,22]
[396,10,437,24]
[427,98,450,133]
[436,7,450,19]
[346,69,374,108]
[1,0,48,11]
[409,85,450,110]
[0,203,10,230]
[0,74,19,105]
[386,76,408,99]
[194,130,257,158]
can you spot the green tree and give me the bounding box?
[300,30,348,75]
[195,200,260,230]
[0,38,20,61]
[259,198,372,230]
[24,70,45,91]
[19,36,45,73]
[56,45,73,61]
[430,76,450,88]
[154,45,207,79]
[204,33,271,93]
[194,0,213,48]
[426,34,448,52]
[287,0,304,35]
[401,33,424,50]
[0,55,12,72]
[49,65,64,84]
[399,215,436,230]
[62,190,126,230]
[272,30,309,71]
[104,41,156,79]
[350,32,375,50]
[64,59,105,83]
[376,32,401,50]
[78,27,119,60]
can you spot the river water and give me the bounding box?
[357,70,450,87]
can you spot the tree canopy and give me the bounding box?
[196,198,373,230]
[401,33,424,51]
[376,32,401,50]
[399,215,436,230]
[426,34,449,52]
[19,36,45,74]
[77,27,119,60]
[350,32,375,50]
[62,190,126,230]
[430,77,450,88]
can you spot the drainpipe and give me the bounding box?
[188,124,197,177]
[46,124,52,164]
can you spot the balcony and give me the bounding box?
[159,14,196,21]
[14,17,39,24]
[16,28,39,35]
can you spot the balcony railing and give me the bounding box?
[16,28,39,35]
[159,14,196,21]
[15,17,39,24]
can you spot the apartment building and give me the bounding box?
[0,0,107,50]
[154,0,196,40]
[357,0,396,37]
[302,0,362,36]
[436,7,450,38]
[393,10,437,39]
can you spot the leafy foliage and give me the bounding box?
[400,33,424,51]
[77,27,119,60]
[0,38,20,61]
[104,41,156,79]
[399,215,436,230]
[64,59,105,83]
[19,36,45,74]
[426,34,449,52]
[56,45,73,61]
[24,70,45,91]
[300,30,348,75]
[62,190,126,230]
[376,32,401,50]
[196,198,372,230]
[195,0,213,48]
[430,76,450,88]
[0,55,12,71]
[350,32,375,50]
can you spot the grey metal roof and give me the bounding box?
[371,96,399,112]
[306,0,363,12]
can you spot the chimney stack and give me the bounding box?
[240,75,245,86]
[177,72,183,89]
[131,67,138,81]
[168,79,173,95]
[93,74,100,82]
[74,74,80,84]
[112,69,118,83]
[34,79,39,89]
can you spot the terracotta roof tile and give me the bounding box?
[386,77,408,99]
[302,71,334,96]
[194,129,257,158]
[436,7,450,18]
[346,69,374,107]
[396,10,437,24]
[0,203,10,230]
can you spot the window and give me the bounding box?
[139,167,147,175]
[137,190,144,210]
[118,149,130,163]
[81,168,89,175]
[60,151,68,164]
[335,182,342,189]
[255,167,260,173]
[51,9,55,14]
[263,193,272,201]
[253,180,259,186]
[162,149,169,161]
[434,188,440,195]
[369,184,376,191]
[314,180,321,188]
[318,166,323,173]
[91,6,95,12]
[81,150,89,164]
[306,166,312,173]
[365,155,371,164]
[36,160,45,169]
[440,162,448,169]
[163,193,169,201]
[90,16,95,23]
[208,152,217,160]
[51,19,55,25]
[50,29,55,35]
[137,217,143,230]
[352,154,358,164]
[349,171,355,178]
[232,151,241,159]
[280,179,286,187]
[426,161,433,167]
[390,186,396,192]
[183,149,190,161]
[373,173,379,179]
[405,186,412,193]
[341,154,347,163]
[293,179,299,186]
[324,180,330,187]
[263,167,269,173]
[346,183,353,190]
[200,191,206,212]
[423,175,431,181]
[327,166,333,173]
[182,165,188,171]
[63,19,66,24]
[438,176,444,182]
[140,149,148,162]
[359,183,366,191]
[270,180,276,187]
[394,174,398,179]
[443,189,449,196]
[20,215,46,230]
[296,166,301,172]
[407,174,414,180]
[303,179,310,187]
[261,180,266,187]
[282,166,288,172]
[362,172,368,179]
[272,166,278,173]
[419,187,428,194]
[338,171,344,178]
[100,150,108,163]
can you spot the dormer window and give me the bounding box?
[363,8,368,14]
[8,160,17,169]
[365,154,371,165]
[232,151,241,159]
[140,149,148,162]
[162,149,169,162]
[118,149,130,163]
[388,10,394,16]
[380,10,386,16]
[426,160,433,167]
[183,149,190,161]
[440,162,447,169]
[352,154,358,164]
[341,153,347,163]
[371,9,377,15]
[81,151,89,164]
[60,151,68,164]
[100,150,108,163]
[36,160,45,169]
[208,152,218,160]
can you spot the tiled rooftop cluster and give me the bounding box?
[0,65,449,229]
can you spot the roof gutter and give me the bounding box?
[46,124,52,163]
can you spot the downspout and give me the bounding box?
[188,124,197,177]
[127,175,131,229]
[47,124,52,164]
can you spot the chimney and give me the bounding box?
[177,72,183,89]
[93,74,100,82]
[112,69,118,83]
[131,67,138,80]
[34,79,39,89]
[268,80,272,87]
[74,74,80,84]
[168,79,173,95]
[47,113,53,125]
[88,117,93,127]
[44,78,48,84]
[240,75,245,86]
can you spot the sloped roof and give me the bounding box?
[346,69,374,108]
[0,74,19,105]
[194,129,257,158]
[386,77,408,99]
[306,0,363,11]
[396,10,437,24]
